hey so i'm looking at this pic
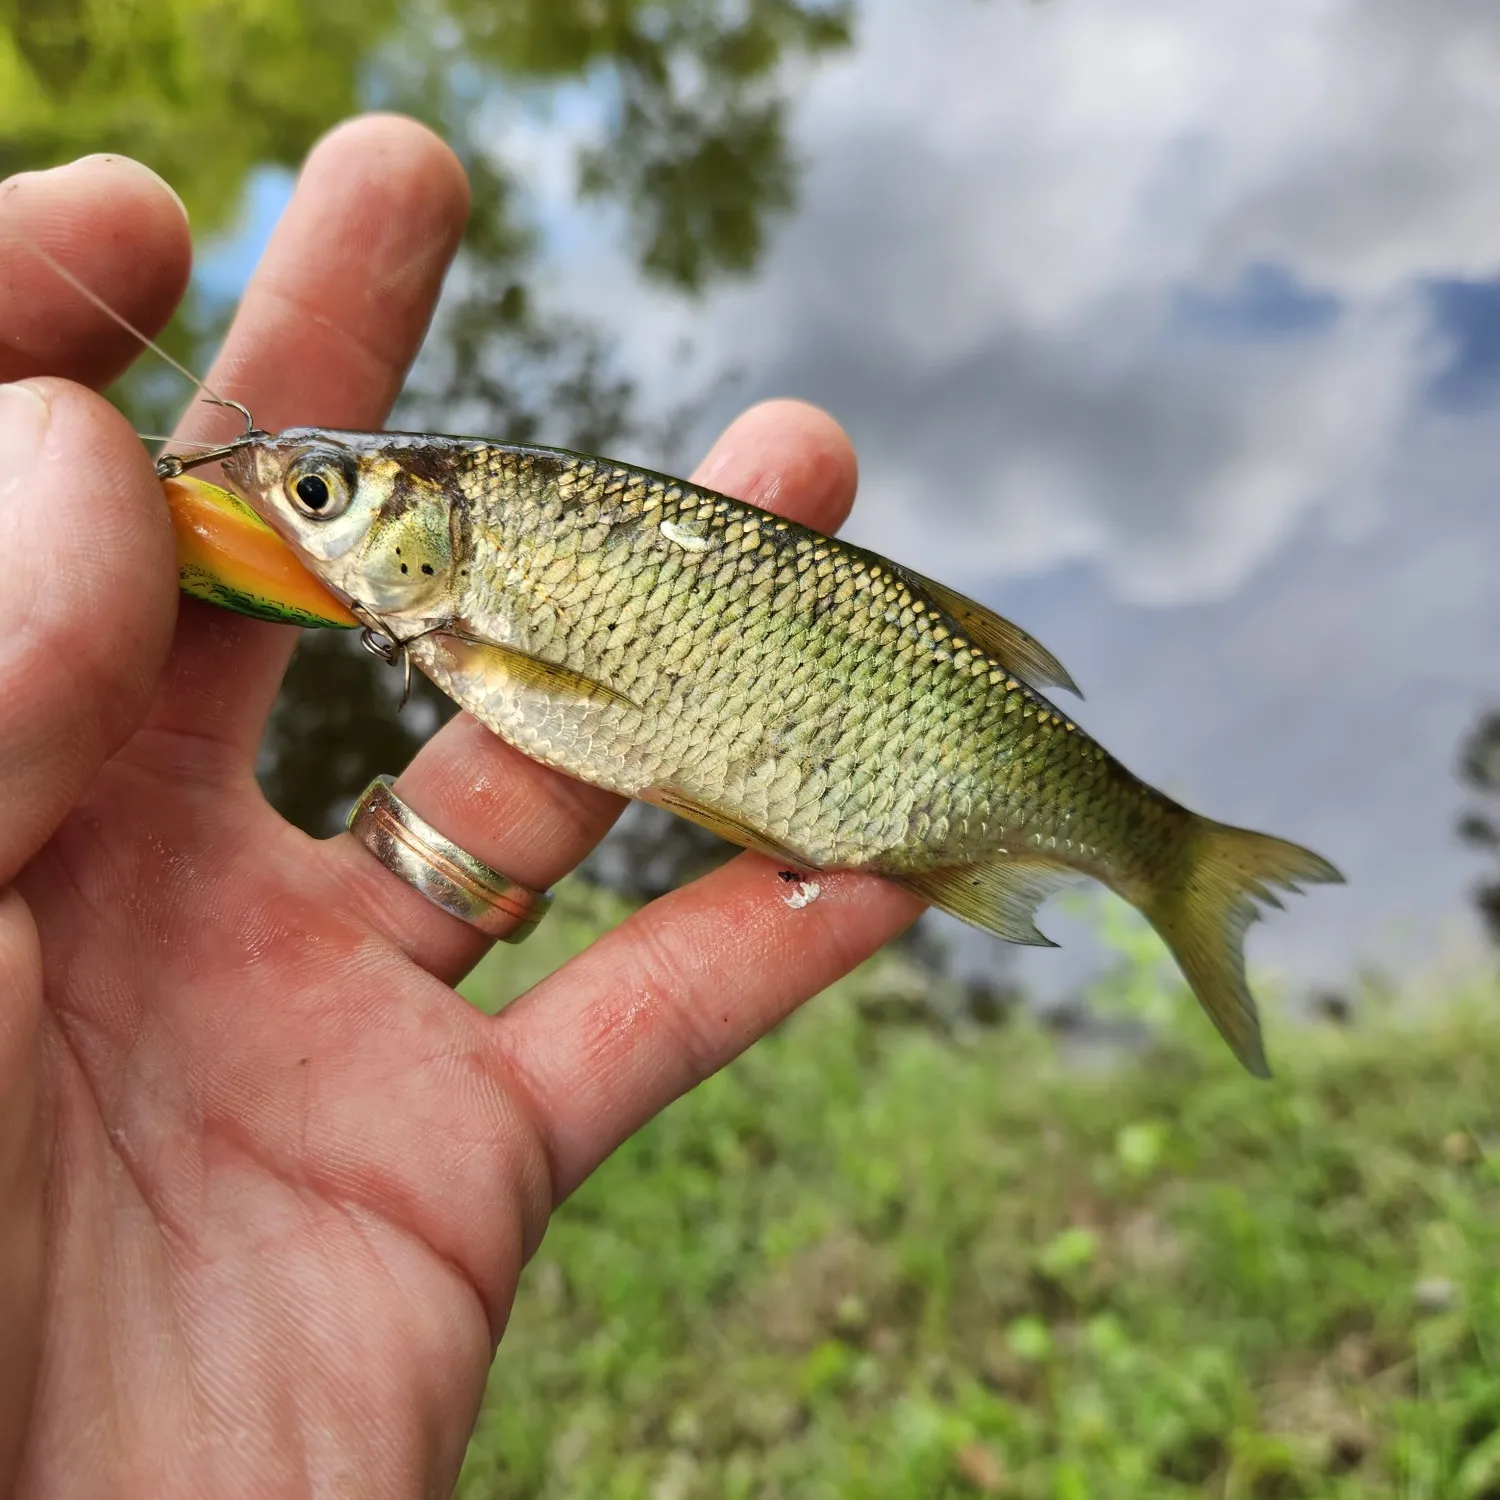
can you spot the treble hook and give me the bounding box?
[359,625,415,712]
[153,396,267,481]
[354,606,450,715]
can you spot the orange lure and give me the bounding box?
[166,475,357,629]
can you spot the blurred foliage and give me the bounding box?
[0,0,390,227]
[254,629,457,835]
[1,0,849,267]
[0,0,852,836]
[390,0,852,294]
[454,914,1500,1498]
[1458,711,1500,947]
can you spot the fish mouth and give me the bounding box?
[219,441,276,511]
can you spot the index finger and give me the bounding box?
[0,154,192,389]
[139,114,472,764]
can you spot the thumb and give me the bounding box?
[0,378,178,886]
[0,378,176,1487]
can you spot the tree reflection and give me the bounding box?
[1,0,403,228]
[388,0,853,293]
[1457,710,1500,946]
[3,0,853,849]
[255,633,455,836]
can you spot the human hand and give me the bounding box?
[0,116,921,1497]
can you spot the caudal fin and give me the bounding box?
[1142,819,1343,1077]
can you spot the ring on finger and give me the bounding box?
[346,775,552,943]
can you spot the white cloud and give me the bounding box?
[529,0,1500,604]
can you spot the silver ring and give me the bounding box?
[346,775,553,943]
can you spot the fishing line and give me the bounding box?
[3,218,261,465]
[7,229,222,399]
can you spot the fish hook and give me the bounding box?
[355,608,451,713]
[154,398,267,480]
[359,624,415,711]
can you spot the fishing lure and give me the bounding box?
[167,474,357,629]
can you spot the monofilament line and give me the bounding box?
[4,218,247,455]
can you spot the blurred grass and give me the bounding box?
[456,887,1500,1498]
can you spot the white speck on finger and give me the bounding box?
[782,878,822,910]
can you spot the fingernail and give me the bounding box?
[0,383,50,476]
[73,154,190,225]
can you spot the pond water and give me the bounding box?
[17,0,1500,1002]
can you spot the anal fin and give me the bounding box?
[892,851,1080,946]
[639,785,810,867]
[897,566,1082,699]
[435,631,639,711]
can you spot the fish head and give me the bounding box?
[223,430,458,619]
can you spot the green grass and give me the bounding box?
[456,887,1500,1498]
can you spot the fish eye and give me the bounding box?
[296,474,330,510]
[285,453,353,521]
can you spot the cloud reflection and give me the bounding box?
[538,0,1494,596]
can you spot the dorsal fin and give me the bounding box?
[896,566,1082,699]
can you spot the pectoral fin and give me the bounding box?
[639,785,811,866]
[892,851,1081,946]
[897,566,1082,699]
[435,632,639,711]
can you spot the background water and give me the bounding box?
[8,0,1500,1007]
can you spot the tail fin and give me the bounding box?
[1141,819,1343,1077]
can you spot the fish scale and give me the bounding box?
[224,428,1344,1076]
[415,443,1100,871]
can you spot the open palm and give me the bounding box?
[0,116,920,1497]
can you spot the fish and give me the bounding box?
[214,426,1344,1077]
[10,225,1338,1073]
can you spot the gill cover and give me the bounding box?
[351,477,457,609]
